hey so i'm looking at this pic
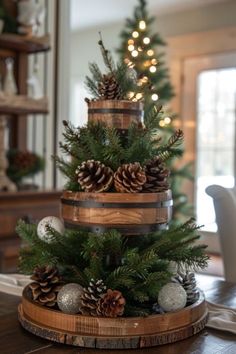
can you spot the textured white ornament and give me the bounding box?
[57,283,83,314]
[158,283,187,312]
[37,216,65,243]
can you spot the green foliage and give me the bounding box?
[56,111,183,191]
[7,149,45,184]
[85,38,137,100]
[117,0,193,221]
[17,218,208,317]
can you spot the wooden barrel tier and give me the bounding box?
[18,286,208,349]
[61,190,172,235]
[87,100,143,130]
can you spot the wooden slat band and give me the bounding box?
[18,288,208,348]
[88,108,143,116]
[64,221,168,234]
[61,198,173,209]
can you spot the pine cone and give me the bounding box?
[174,272,199,304]
[98,74,122,100]
[114,162,146,193]
[76,160,114,193]
[143,157,169,192]
[97,289,126,317]
[29,265,63,307]
[80,279,107,316]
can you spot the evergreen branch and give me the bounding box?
[98,34,115,74]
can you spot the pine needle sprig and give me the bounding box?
[98,34,115,75]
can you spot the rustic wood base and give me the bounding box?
[18,287,208,349]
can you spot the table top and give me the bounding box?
[1,276,236,354]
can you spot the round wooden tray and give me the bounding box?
[61,190,173,235]
[18,286,208,349]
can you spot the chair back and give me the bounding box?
[206,184,236,282]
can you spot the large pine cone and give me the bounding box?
[174,272,199,304]
[76,160,114,193]
[98,74,122,100]
[143,157,169,192]
[29,266,63,307]
[80,279,107,316]
[97,289,126,317]
[114,162,146,193]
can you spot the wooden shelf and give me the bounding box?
[0,95,48,115]
[0,34,50,54]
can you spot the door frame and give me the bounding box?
[167,26,236,253]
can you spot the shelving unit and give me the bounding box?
[0,4,60,272]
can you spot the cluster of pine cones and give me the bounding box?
[29,268,125,318]
[76,158,169,193]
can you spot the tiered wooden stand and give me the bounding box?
[18,286,208,349]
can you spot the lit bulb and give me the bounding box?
[128,92,135,99]
[144,60,151,67]
[149,65,157,73]
[151,93,159,101]
[124,58,130,64]
[138,46,143,52]
[151,58,158,65]
[143,37,150,45]
[128,44,135,51]
[128,39,134,45]
[132,31,139,38]
[159,120,165,127]
[147,49,154,56]
[142,76,148,83]
[136,93,143,100]
[127,61,135,68]
[164,117,171,124]
[131,50,138,57]
[139,20,146,30]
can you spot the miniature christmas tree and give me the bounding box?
[117,0,193,222]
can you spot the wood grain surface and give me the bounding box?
[1,278,236,353]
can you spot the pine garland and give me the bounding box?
[17,219,208,317]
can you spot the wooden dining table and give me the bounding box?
[0,275,236,354]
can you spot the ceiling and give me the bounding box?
[70,0,226,31]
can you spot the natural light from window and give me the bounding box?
[196,68,236,232]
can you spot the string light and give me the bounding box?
[132,31,139,38]
[131,50,138,57]
[147,49,154,56]
[128,44,135,51]
[143,37,150,45]
[151,93,159,101]
[128,92,135,99]
[164,117,171,125]
[159,120,165,127]
[142,76,148,83]
[144,60,151,67]
[149,65,157,73]
[136,93,143,100]
[138,46,143,52]
[139,20,146,30]
[124,58,130,64]
[151,58,158,65]
[128,39,134,45]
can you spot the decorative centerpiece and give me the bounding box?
[17,40,208,349]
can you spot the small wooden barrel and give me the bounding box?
[18,286,208,349]
[87,100,143,130]
[61,190,172,235]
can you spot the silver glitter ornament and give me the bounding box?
[57,283,83,314]
[37,216,65,243]
[158,282,187,312]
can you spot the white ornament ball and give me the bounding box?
[37,216,65,243]
[57,283,83,314]
[158,283,187,312]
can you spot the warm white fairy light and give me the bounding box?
[151,58,158,65]
[144,60,151,67]
[132,31,139,38]
[147,49,154,56]
[164,117,171,124]
[151,93,159,101]
[128,44,135,51]
[136,93,143,100]
[138,46,143,52]
[128,39,134,45]
[124,58,130,64]
[149,65,157,73]
[143,37,150,45]
[139,20,146,30]
[131,50,138,57]
[142,76,149,83]
[159,120,165,127]
[128,92,135,99]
